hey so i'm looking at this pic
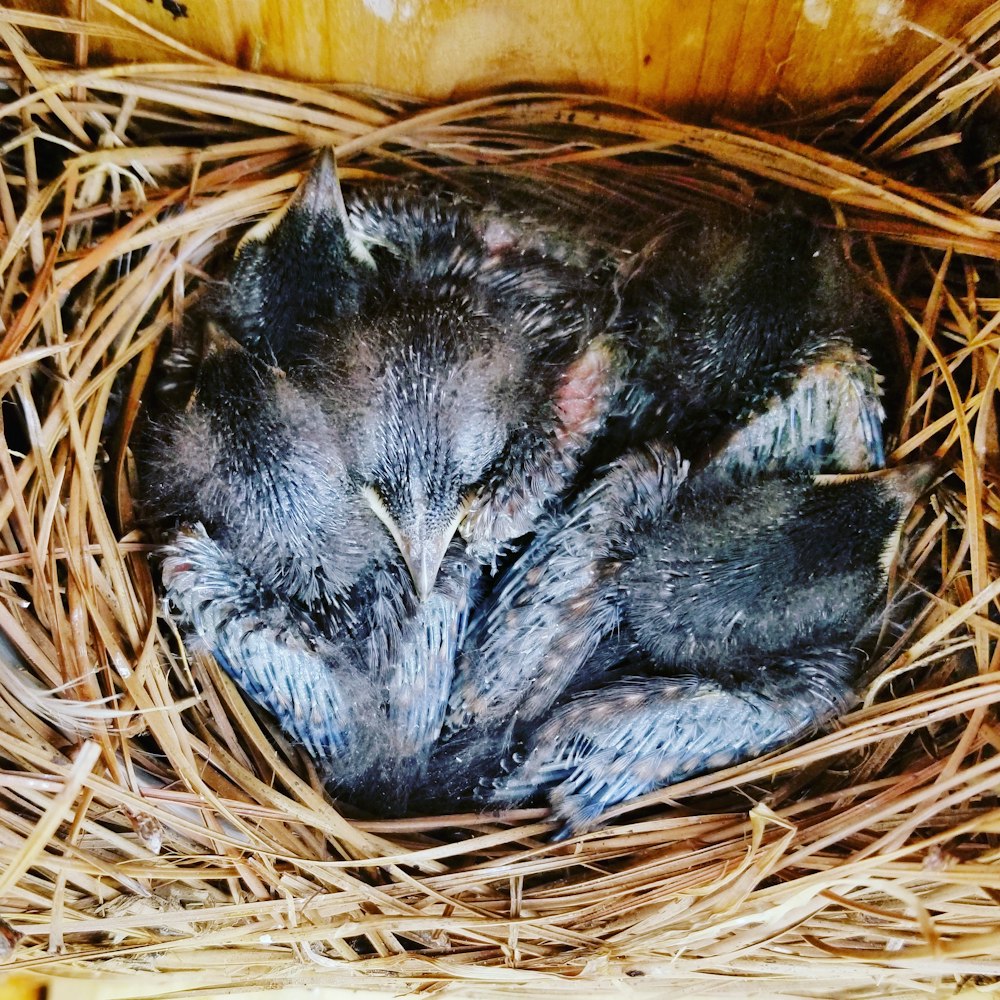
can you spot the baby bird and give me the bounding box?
[610,211,887,474]
[435,208,910,835]
[446,209,890,739]
[491,463,933,836]
[141,152,619,804]
[438,457,932,837]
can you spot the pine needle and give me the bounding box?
[0,7,998,998]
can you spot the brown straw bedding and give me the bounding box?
[0,5,998,997]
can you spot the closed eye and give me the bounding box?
[362,483,477,541]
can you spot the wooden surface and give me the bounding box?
[15,0,995,115]
[3,975,1000,1000]
[0,976,380,999]
[0,977,42,1000]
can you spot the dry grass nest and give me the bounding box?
[0,5,999,998]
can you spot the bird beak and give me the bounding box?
[397,528,455,602]
[362,486,467,601]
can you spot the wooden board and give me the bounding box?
[0,976,45,1000]
[14,0,995,115]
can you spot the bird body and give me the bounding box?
[621,470,914,666]
[141,153,620,807]
[478,463,932,837]
[140,153,928,834]
[610,211,886,473]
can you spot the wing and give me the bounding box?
[493,645,860,839]
[161,524,383,790]
[613,211,889,464]
[704,341,886,477]
[362,550,480,812]
[445,443,687,734]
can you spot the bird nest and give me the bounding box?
[0,7,999,999]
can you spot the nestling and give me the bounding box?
[445,208,891,740]
[435,207,917,836]
[141,152,619,805]
[440,457,932,837]
[611,211,887,474]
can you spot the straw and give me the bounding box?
[0,7,997,997]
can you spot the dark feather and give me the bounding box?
[141,154,621,804]
[466,463,933,836]
[608,210,889,468]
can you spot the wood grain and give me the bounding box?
[13,0,993,115]
[0,975,45,1000]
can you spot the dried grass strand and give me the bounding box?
[0,7,997,997]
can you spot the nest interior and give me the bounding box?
[0,6,999,999]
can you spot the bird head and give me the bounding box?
[201,151,618,600]
[139,324,385,607]
[341,301,519,600]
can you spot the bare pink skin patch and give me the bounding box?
[460,339,619,564]
[554,340,617,453]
